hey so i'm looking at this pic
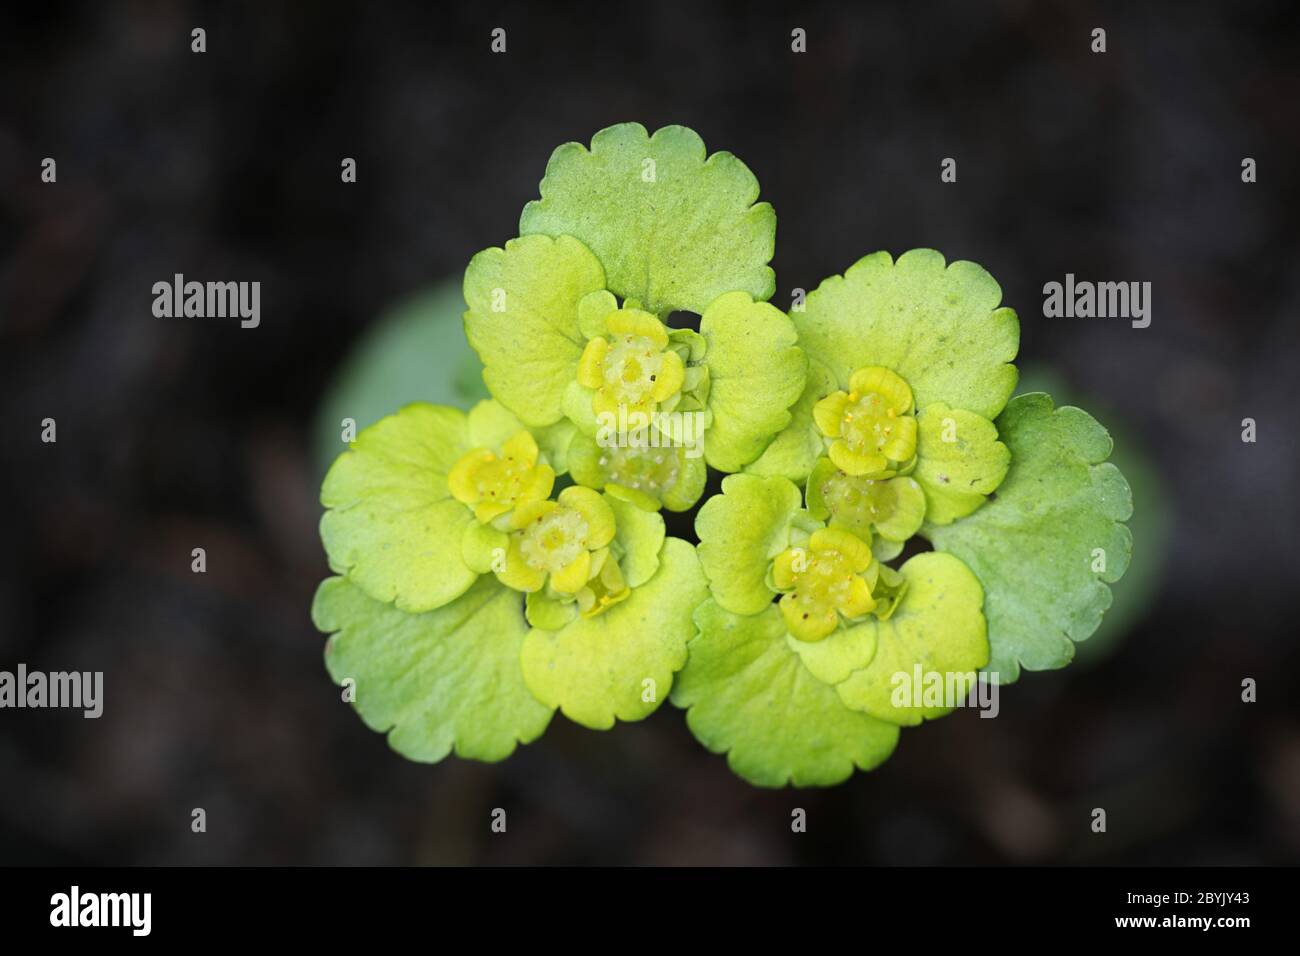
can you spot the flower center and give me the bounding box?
[813,366,918,477]
[604,334,665,404]
[577,551,630,617]
[472,454,534,505]
[448,430,555,525]
[789,550,860,610]
[771,528,878,641]
[822,471,897,526]
[576,308,687,419]
[519,507,590,573]
[598,445,681,495]
[841,392,910,459]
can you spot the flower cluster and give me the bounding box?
[313,123,1133,786]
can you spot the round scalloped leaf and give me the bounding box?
[824,553,989,726]
[519,123,776,315]
[520,537,706,729]
[320,403,478,613]
[744,357,838,483]
[913,402,1010,525]
[695,474,803,616]
[311,281,490,477]
[1013,365,1169,666]
[314,575,552,763]
[463,234,606,426]
[671,600,900,787]
[700,292,807,472]
[793,249,1019,420]
[925,392,1133,683]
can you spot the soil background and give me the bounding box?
[2,0,1298,864]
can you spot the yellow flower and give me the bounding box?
[576,308,686,419]
[813,366,918,478]
[448,430,555,525]
[498,486,619,599]
[574,547,632,617]
[771,527,879,642]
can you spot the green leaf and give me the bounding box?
[578,289,620,339]
[699,292,807,472]
[793,249,1020,420]
[314,575,552,763]
[320,403,478,613]
[925,393,1134,682]
[743,358,837,483]
[913,403,1010,525]
[1013,365,1169,665]
[671,600,900,787]
[561,378,601,437]
[463,234,606,426]
[461,398,575,476]
[525,591,578,630]
[606,491,665,588]
[815,553,989,726]
[534,419,578,474]
[312,281,489,477]
[520,122,776,315]
[462,521,508,574]
[695,474,803,616]
[520,537,707,729]
[465,398,530,449]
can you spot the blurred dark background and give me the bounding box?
[2,0,1298,865]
